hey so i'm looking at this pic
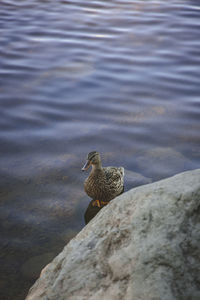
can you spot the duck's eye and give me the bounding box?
[89,154,97,160]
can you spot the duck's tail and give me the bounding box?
[119,167,125,178]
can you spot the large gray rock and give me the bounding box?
[26,169,200,300]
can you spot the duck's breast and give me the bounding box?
[84,171,106,200]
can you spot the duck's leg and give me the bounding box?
[92,200,101,208]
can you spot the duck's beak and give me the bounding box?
[81,160,91,171]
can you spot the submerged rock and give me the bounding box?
[138,147,191,179]
[26,169,200,300]
[21,252,55,280]
[125,169,152,189]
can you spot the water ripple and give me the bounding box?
[0,1,200,299]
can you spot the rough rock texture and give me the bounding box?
[26,169,200,300]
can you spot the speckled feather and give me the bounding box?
[84,166,124,202]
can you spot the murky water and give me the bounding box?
[0,0,200,299]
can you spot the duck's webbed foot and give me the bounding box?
[92,200,110,208]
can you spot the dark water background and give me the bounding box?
[0,0,200,299]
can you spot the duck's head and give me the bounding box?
[82,151,101,171]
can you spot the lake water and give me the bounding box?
[0,0,200,299]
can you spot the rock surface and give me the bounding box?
[26,169,200,300]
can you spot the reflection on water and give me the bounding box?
[84,200,102,225]
[0,0,200,299]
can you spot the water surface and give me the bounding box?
[0,0,200,299]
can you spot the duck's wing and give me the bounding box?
[104,167,124,195]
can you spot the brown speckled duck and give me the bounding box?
[82,151,124,207]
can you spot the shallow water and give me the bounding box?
[0,0,200,299]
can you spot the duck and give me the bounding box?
[82,151,124,207]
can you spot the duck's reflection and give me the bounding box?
[84,200,105,224]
